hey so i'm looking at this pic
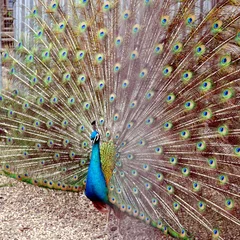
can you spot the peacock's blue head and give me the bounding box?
[90,130,98,140]
[90,120,100,144]
[91,130,100,144]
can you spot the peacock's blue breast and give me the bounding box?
[85,142,108,204]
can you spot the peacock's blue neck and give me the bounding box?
[90,142,101,164]
[85,134,108,204]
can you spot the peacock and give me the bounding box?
[1,0,240,239]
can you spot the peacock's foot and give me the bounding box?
[110,226,123,240]
[109,218,123,240]
[91,231,110,239]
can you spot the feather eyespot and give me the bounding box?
[186,14,196,25]
[221,88,234,101]
[79,0,88,7]
[180,130,190,139]
[139,69,148,78]
[122,10,131,20]
[102,2,111,11]
[98,29,107,40]
[144,0,152,5]
[198,201,206,211]
[173,202,180,211]
[130,51,138,60]
[225,199,234,210]
[95,54,104,64]
[132,24,140,34]
[182,167,190,176]
[154,44,163,54]
[114,63,121,73]
[234,146,240,156]
[115,36,123,47]
[156,173,164,181]
[196,141,206,151]
[167,185,174,194]
[212,229,220,238]
[212,20,222,33]
[161,16,169,26]
[207,158,217,168]
[172,42,182,53]
[162,66,172,76]
[79,22,87,32]
[169,156,178,165]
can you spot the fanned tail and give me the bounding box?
[1,0,240,239]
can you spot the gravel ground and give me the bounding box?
[0,175,169,240]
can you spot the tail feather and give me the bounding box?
[1,0,240,239]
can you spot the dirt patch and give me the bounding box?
[0,175,169,240]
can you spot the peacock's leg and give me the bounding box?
[111,218,123,240]
[104,206,111,232]
[91,206,111,239]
